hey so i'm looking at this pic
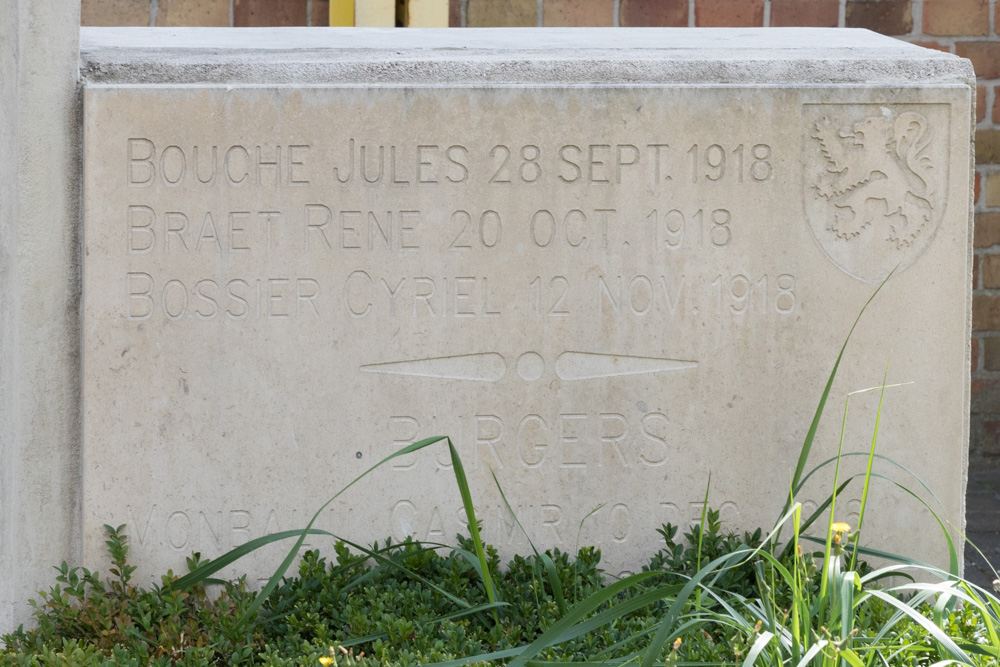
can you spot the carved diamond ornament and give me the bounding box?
[802,103,950,283]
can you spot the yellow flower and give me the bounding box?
[319,658,334,666]
[672,637,682,650]
[831,522,851,534]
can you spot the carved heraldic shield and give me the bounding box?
[803,104,949,282]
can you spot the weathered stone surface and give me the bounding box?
[1,0,81,634]
[80,29,973,583]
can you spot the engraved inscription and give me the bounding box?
[91,85,969,586]
[553,353,698,381]
[361,353,507,382]
[387,410,675,470]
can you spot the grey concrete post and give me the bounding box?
[1,0,81,633]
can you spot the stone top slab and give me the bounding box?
[80,27,974,86]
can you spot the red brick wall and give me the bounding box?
[82,0,999,466]
[81,0,331,25]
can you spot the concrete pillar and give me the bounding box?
[0,0,81,633]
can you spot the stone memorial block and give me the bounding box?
[81,28,974,582]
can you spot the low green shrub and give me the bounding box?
[3,513,997,666]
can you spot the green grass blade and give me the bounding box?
[840,570,859,642]
[575,504,606,555]
[236,435,452,624]
[865,589,971,662]
[780,478,856,559]
[429,646,526,667]
[640,547,757,667]
[889,481,959,577]
[821,391,849,604]
[337,601,509,649]
[841,648,865,667]
[781,269,894,526]
[801,535,926,570]
[793,641,828,667]
[447,437,500,621]
[742,630,775,667]
[171,528,332,589]
[491,469,540,557]
[507,571,663,667]
[549,583,685,646]
[540,552,568,616]
[849,355,891,572]
[321,534,476,609]
[490,469,566,615]
[794,452,945,510]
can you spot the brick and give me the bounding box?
[157,0,229,26]
[986,172,1000,208]
[468,0,536,25]
[976,172,982,205]
[956,42,1000,79]
[770,0,839,27]
[81,0,150,25]
[312,0,329,25]
[234,0,307,26]
[695,0,764,26]
[450,0,462,26]
[982,254,1000,288]
[983,336,1000,378]
[620,0,688,26]
[845,0,912,35]
[909,40,952,53]
[974,254,981,288]
[975,212,1000,248]
[985,337,1000,371]
[978,85,987,123]
[973,336,981,371]
[923,0,988,35]
[971,378,1000,412]
[973,294,1000,331]
[543,0,614,25]
[978,130,1000,164]
[995,87,1000,124]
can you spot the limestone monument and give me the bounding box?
[6,25,979,628]
[77,27,974,584]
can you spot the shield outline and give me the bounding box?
[801,102,951,283]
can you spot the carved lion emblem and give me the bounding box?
[803,104,949,283]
